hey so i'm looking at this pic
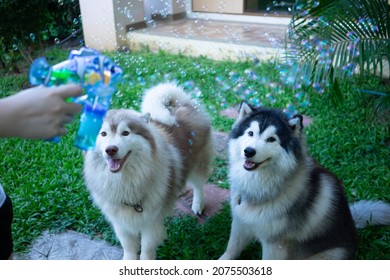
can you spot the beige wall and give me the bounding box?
[171,0,186,14]
[79,0,145,51]
[192,0,244,14]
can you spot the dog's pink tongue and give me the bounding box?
[109,159,121,171]
[244,160,255,169]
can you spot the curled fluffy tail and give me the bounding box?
[141,82,193,126]
[350,200,390,229]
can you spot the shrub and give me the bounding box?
[0,0,81,73]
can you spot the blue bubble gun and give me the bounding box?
[29,47,123,150]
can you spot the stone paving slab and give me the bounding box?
[15,230,123,260]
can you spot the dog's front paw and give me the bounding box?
[219,252,233,260]
[191,202,204,216]
[123,252,139,260]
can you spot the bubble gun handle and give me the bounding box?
[29,47,123,150]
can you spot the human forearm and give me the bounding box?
[0,95,28,138]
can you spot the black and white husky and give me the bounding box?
[220,102,390,260]
[84,83,213,260]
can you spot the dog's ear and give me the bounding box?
[237,101,254,121]
[288,114,303,134]
[141,113,151,124]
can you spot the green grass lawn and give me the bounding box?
[0,48,389,259]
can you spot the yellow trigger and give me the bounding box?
[86,72,101,85]
[104,70,111,84]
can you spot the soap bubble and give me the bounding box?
[348,44,359,57]
[250,97,262,107]
[312,1,320,8]
[245,69,257,81]
[342,63,356,76]
[228,71,240,83]
[182,80,195,91]
[283,103,297,118]
[312,83,324,93]
[358,18,379,33]
[266,93,276,104]
[347,31,359,42]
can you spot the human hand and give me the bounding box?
[0,84,83,139]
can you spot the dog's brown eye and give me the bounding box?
[248,131,254,137]
[101,131,107,137]
[267,137,276,143]
[122,131,130,136]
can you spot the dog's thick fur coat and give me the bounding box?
[84,83,213,260]
[220,102,390,260]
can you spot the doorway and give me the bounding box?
[244,0,293,14]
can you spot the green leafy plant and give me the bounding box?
[0,0,81,73]
[284,0,390,103]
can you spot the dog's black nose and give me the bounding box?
[105,145,118,156]
[244,147,256,158]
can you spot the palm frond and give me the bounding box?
[284,0,390,103]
